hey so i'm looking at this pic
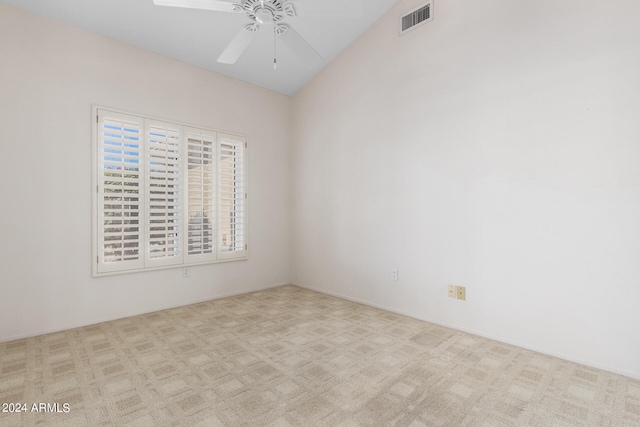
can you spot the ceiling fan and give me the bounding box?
[153,0,324,68]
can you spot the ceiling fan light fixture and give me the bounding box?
[255,8,274,24]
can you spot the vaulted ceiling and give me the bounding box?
[1,0,399,95]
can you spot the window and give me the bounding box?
[93,107,247,276]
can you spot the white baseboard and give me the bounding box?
[293,283,640,380]
[0,282,290,344]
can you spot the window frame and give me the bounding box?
[92,106,248,277]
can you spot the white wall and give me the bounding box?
[291,0,640,378]
[0,4,291,341]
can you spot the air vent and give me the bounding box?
[400,1,433,35]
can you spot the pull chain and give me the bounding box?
[273,27,277,70]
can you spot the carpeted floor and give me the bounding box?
[1,285,639,426]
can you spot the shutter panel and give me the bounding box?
[145,120,183,267]
[185,127,217,262]
[97,110,144,273]
[218,134,247,260]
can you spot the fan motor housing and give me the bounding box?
[242,0,295,24]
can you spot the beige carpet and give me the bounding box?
[1,285,639,426]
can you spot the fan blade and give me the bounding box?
[153,0,238,13]
[291,0,362,17]
[217,25,258,64]
[277,24,322,66]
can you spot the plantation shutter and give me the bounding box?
[145,120,183,267]
[218,134,247,260]
[96,110,144,273]
[94,107,248,276]
[185,127,217,263]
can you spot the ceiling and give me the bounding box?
[1,0,399,95]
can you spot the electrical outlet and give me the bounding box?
[183,267,190,278]
[391,269,398,281]
[448,285,456,298]
[456,286,466,300]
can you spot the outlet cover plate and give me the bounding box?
[448,285,456,298]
